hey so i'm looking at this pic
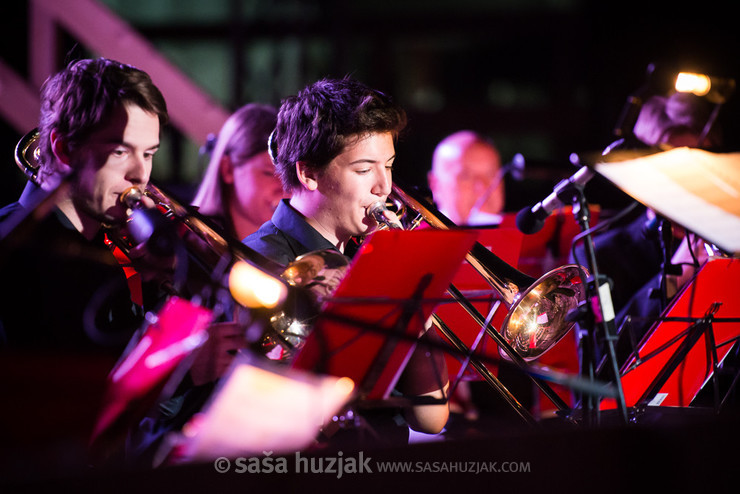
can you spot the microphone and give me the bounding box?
[516,165,595,234]
[368,201,403,230]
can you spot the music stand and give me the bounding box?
[600,258,740,413]
[89,297,213,455]
[588,147,740,418]
[177,353,356,462]
[291,229,479,401]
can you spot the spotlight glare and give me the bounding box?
[675,72,711,96]
[229,260,287,309]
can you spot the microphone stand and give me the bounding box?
[561,178,629,426]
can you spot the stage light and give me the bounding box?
[675,72,735,104]
[229,260,287,309]
[675,72,712,96]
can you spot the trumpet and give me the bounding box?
[375,183,587,362]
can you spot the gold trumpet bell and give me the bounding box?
[500,264,586,361]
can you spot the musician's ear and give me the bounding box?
[296,161,318,191]
[50,129,71,166]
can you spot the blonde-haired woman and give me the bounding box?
[192,103,286,240]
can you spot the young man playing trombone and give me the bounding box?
[0,58,169,477]
[244,77,451,444]
[0,57,169,352]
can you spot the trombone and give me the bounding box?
[378,181,588,418]
[13,128,288,309]
[16,127,585,420]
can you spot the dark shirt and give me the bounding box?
[571,207,669,370]
[0,183,144,352]
[0,182,153,477]
[571,207,663,314]
[244,199,341,266]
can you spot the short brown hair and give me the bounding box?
[271,78,407,192]
[37,58,168,184]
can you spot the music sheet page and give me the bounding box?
[595,147,740,255]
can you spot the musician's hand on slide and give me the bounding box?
[189,322,249,386]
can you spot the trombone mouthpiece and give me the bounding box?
[368,201,402,230]
[121,187,144,209]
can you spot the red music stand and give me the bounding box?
[90,297,213,455]
[434,227,581,417]
[575,146,740,424]
[433,227,522,381]
[291,229,479,400]
[601,258,740,411]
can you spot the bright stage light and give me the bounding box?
[229,260,287,309]
[675,72,712,96]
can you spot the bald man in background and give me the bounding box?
[428,130,505,226]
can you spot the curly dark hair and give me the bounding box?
[271,77,407,192]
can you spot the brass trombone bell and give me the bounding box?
[281,250,351,289]
[388,183,587,361]
[263,250,352,358]
[499,265,585,361]
[13,128,289,310]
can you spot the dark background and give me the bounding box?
[2,0,739,212]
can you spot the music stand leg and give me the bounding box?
[634,304,721,408]
[446,284,571,413]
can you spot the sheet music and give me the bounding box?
[181,358,354,461]
[595,147,740,255]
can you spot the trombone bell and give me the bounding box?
[388,182,587,361]
[501,265,585,361]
